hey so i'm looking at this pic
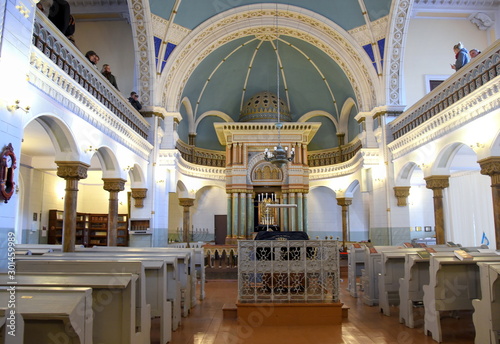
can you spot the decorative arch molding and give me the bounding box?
[339,97,357,134]
[385,0,414,105]
[431,142,466,176]
[247,152,289,185]
[180,97,195,131]
[28,115,80,162]
[251,162,283,184]
[298,110,339,129]
[195,111,234,133]
[128,0,156,106]
[345,179,360,198]
[161,4,380,112]
[395,161,418,186]
[93,146,124,179]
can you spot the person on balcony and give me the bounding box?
[470,49,481,58]
[128,92,142,111]
[450,42,471,72]
[85,51,99,68]
[101,64,120,91]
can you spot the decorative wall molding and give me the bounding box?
[349,16,389,46]
[386,0,413,105]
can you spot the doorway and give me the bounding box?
[214,215,227,245]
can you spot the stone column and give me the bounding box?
[303,193,308,232]
[103,178,126,246]
[425,175,450,245]
[239,192,246,239]
[282,193,288,231]
[479,157,500,249]
[179,198,195,244]
[56,161,89,252]
[394,186,411,206]
[226,144,232,166]
[302,144,308,166]
[131,188,147,208]
[232,192,239,239]
[337,197,352,251]
[226,193,233,239]
[246,192,253,238]
[297,192,303,232]
[289,192,296,231]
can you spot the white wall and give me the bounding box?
[73,20,136,97]
[404,18,489,108]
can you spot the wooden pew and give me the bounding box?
[347,244,365,297]
[361,245,405,306]
[13,260,150,344]
[423,254,500,342]
[472,262,500,344]
[0,286,92,344]
[0,272,139,344]
[79,246,198,314]
[17,252,181,341]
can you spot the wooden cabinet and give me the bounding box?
[48,210,128,247]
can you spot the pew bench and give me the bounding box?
[0,272,140,344]
[347,244,365,298]
[0,286,92,344]
[423,255,500,342]
[13,259,150,344]
[472,262,500,344]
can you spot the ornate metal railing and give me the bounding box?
[32,13,149,140]
[307,139,362,167]
[238,240,339,303]
[390,44,500,140]
[176,140,226,167]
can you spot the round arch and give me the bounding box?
[161,4,380,112]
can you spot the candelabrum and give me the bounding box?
[257,192,278,229]
[176,226,210,243]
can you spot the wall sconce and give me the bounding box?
[15,4,30,18]
[84,146,98,153]
[7,100,30,113]
[124,166,134,172]
[417,162,427,169]
[469,142,485,149]
[375,178,385,183]
[156,179,165,184]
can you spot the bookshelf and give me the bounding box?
[48,210,128,246]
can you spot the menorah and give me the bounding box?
[175,226,210,243]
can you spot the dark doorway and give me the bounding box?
[214,215,227,245]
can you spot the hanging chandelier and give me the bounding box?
[264,5,295,168]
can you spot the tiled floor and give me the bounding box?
[154,276,476,344]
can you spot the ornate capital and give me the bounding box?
[425,175,450,190]
[394,186,411,206]
[102,178,126,192]
[179,198,194,207]
[56,161,89,180]
[131,188,148,208]
[479,157,500,186]
[336,197,353,207]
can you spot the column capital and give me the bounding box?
[336,197,353,207]
[394,186,411,206]
[102,178,126,192]
[56,161,90,180]
[424,175,450,190]
[479,157,500,185]
[179,198,195,207]
[131,188,148,208]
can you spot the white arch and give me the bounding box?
[298,110,339,129]
[194,111,234,134]
[160,4,380,112]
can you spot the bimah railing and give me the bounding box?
[238,240,340,303]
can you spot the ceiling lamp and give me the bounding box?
[264,5,294,168]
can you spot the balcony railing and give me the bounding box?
[307,139,362,167]
[32,13,149,140]
[390,42,500,140]
[176,140,226,167]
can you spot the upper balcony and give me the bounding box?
[388,40,500,158]
[30,11,150,142]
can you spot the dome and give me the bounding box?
[239,91,292,123]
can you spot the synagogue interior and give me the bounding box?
[0,0,499,343]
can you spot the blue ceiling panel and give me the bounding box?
[150,0,176,19]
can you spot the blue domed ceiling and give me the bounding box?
[152,1,393,151]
